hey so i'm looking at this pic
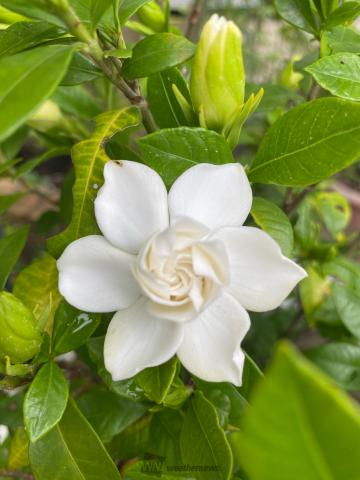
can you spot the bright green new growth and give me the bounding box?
[0,292,41,364]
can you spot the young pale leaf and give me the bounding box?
[235,342,360,480]
[122,33,195,79]
[305,342,360,391]
[0,226,29,290]
[0,21,63,58]
[147,68,194,128]
[139,127,233,188]
[180,391,233,480]
[274,0,319,34]
[0,45,74,142]
[306,53,360,101]
[78,386,147,443]
[7,427,29,470]
[249,97,360,186]
[52,300,101,355]
[24,362,69,442]
[324,1,360,29]
[13,253,61,323]
[29,398,121,479]
[48,106,141,258]
[250,197,294,257]
[323,26,360,54]
[119,0,152,24]
[135,357,178,404]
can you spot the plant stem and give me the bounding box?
[47,0,156,133]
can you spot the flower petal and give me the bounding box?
[104,297,184,381]
[177,293,250,385]
[168,163,252,229]
[57,235,140,312]
[213,226,307,312]
[95,161,169,254]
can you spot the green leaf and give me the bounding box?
[52,85,102,119]
[90,0,113,27]
[122,33,195,79]
[139,127,233,188]
[48,106,141,258]
[324,1,360,29]
[180,391,233,480]
[0,226,29,290]
[13,253,61,322]
[52,300,101,355]
[305,342,360,391]
[274,0,319,34]
[135,357,178,404]
[29,398,121,479]
[0,45,74,142]
[119,0,152,24]
[7,427,29,470]
[323,26,360,54]
[0,21,63,58]
[147,68,194,128]
[0,0,63,26]
[306,53,360,101]
[24,362,69,443]
[250,197,294,256]
[78,386,147,443]
[15,147,69,178]
[0,193,24,214]
[333,282,360,338]
[237,353,263,400]
[249,97,360,186]
[235,342,360,480]
[61,52,102,86]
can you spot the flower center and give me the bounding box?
[133,218,229,322]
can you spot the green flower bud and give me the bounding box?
[27,100,63,132]
[137,1,166,33]
[0,292,41,364]
[190,14,245,132]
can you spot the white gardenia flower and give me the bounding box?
[57,161,307,386]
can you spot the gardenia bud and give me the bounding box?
[0,292,41,364]
[190,14,245,132]
[27,100,63,132]
[137,1,166,32]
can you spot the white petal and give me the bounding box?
[177,293,250,385]
[57,235,140,312]
[168,163,252,229]
[95,161,169,254]
[104,297,184,381]
[213,226,307,312]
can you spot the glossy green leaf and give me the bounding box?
[61,52,102,86]
[136,357,178,404]
[274,0,319,34]
[13,253,61,322]
[139,127,233,188]
[323,256,360,295]
[251,197,294,256]
[324,2,360,29]
[333,282,360,338]
[24,362,69,443]
[0,45,74,142]
[306,53,360,101]
[323,26,360,54]
[236,342,360,480]
[119,0,152,24]
[0,21,63,58]
[0,226,29,290]
[52,300,101,355]
[78,386,147,443]
[249,98,360,186]
[48,106,141,258]
[180,391,233,480]
[147,68,194,128]
[122,33,195,79]
[90,0,113,26]
[29,398,121,479]
[306,342,360,390]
